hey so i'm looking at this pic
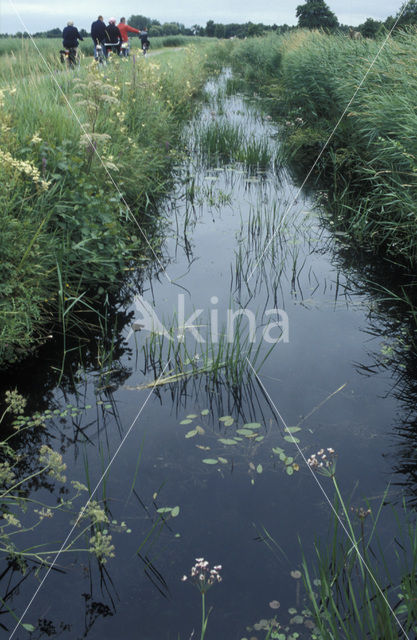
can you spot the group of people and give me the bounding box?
[61,16,150,63]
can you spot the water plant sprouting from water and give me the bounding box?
[302,448,417,639]
[182,558,222,639]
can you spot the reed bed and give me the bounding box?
[229,29,417,268]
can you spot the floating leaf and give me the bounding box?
[288,608,297,615]
[219,415,233,423]
[196,445,210,450]
[237,428,254,436]
[196,425,205,434]
[185,429,198,438]
[202,458,218,464]
[256,464,263,474]
[285,426,301,433]
[255,436,264,442]
[284,435,300,443]
[218,457,228,464]
[171,506,180,518]
[286,456,294,464]
[243,422,261,429]
[290,615,304,624]
[269,600,280,609]
[201,409,209,416]
[157,507,173,514]
[293,463,300,471]
[279,453,286,461]
[272,447,284,455]
[153,493,158,500]
[249,462,255,470]
[286,466,294,476]
[187,414,198,418]
[218,438,238,445]
[291,570,302,579]
[180,419,193,425]
[22,624,36,632]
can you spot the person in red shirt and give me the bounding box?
[117,17,140,56]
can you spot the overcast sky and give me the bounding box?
[0,0,402,34]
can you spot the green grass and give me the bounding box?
[196,120,273,170]
[0,41,222,367]
[229,29,417,268]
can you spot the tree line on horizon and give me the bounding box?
[1,1,417,40]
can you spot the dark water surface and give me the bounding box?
[1,73,415,639]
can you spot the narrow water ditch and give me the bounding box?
[0,71,415,639]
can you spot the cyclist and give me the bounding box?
[139,28,150,55]
[91,15,107,60]
[62,21,83,67]
[117,17,140,57]
[105,18,122,56]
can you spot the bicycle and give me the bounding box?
[95,43,107,65]
[141,40,150,56]
[59,47,78,69]
[120,40,129,57]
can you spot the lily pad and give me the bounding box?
[218,438,238,445]
[202,458,218,465]
[187,414,198,419]
[171,506,180,518]
[272,447,284,455]
[284,435,300,443]
[196,425,205,434]
[243,422,261,429]
[180,419,193,425]
[256,464,263,474]
[237,428,254,436]
[185,429,198,438]
[201,409,209,416]
[285,426,302,433]
[286,466,294,476]
[218,457,228,464]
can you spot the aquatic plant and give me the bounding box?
[182,558,223,639]
[301,451,417,639]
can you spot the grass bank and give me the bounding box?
[229,30,417,268]
[0,40,220,368]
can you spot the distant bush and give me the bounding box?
[162,36,188,47]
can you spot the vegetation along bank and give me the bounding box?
[229,29,417,269]
[0,41,219,368]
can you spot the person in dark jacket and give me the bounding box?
[139,28,150,54]
[91,15,107,59]
[62,21,83,66]
[104,18,122,55]
[62,21,83,48]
